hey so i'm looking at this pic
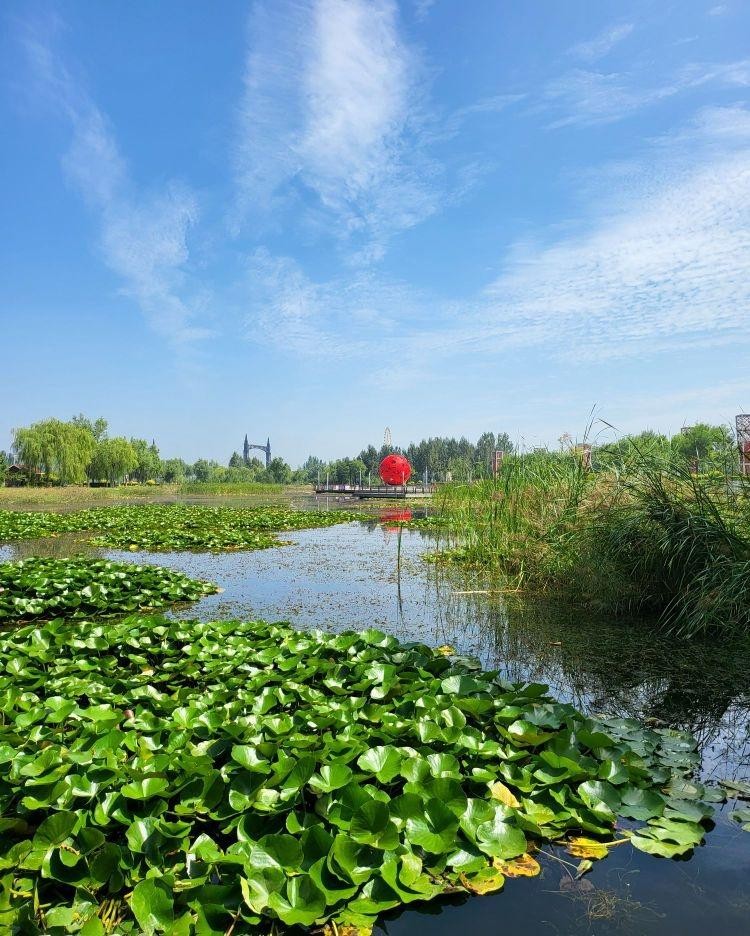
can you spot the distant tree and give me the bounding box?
[267,457,292,484]
[129,438,161,482]
[299,455,325,483]
[192,459,211,482]
[89,438,138,486]
[671,424,734,467]
[71,414,108,442]
[13,418,96,484]
[596,430,671,467]
[160,458,187,483]
[0,450,8,485]
[228,451,244,469]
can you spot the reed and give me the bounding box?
[429,448,750,638]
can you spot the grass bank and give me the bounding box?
[426,451,750,638]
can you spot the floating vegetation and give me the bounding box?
[0,615,721,933]
[0,505,361,552]
[0,558,218,622]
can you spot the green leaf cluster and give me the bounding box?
[0,615,714,933]
[0,558,218,621]
[0,504,361,552]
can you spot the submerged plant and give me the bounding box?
[0,614,717,933]
[0,557,218,621]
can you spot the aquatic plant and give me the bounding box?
[0,614,717,933]
[0,504,361,552]
[0,557,218,622]
[426,450,750,637]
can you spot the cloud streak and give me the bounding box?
[235,0,454,261]
[245,107,750,380]
[543,57,750,129]
[21,19,207,345]
[568,23,634,62]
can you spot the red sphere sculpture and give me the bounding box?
[379,453,412,485]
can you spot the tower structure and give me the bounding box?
[243,435,271,469]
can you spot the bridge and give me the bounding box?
[314,482,435,499]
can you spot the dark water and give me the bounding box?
[3,519,750,935]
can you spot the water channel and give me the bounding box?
[2,508,749,934]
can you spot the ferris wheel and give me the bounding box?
[383,427,392,449]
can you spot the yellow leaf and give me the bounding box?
[318,926,373,936]
[489,780,521,808]
[460,868,506,894]
[493,853,541,878]
[435,644,455,656]
[565,836,610,860]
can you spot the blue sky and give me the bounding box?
[2,0,750,465]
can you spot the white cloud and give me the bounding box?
[543,58,750,128]
[234,0,449,260]
[245,110,750,379]
[568,23,634,62]
[21,21,208,344]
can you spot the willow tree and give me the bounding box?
[89,438,138,486]
[12,419,96,484]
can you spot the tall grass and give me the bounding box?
[430,449,750,638]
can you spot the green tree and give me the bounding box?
[71,414,108,442]
[160,458,187,483]
[299,455,325,483]
[192,459,211,482]
[266,457,292,484]
[671,424,733,468]
[228,451,244,469]
[89,438,138,486]
[0,450,8,486]
[13,418,96,484]
[129,439,161,482]
[596,430,671,467]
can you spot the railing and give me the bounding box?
[313,483,436,495]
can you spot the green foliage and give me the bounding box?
[0,504,360,552]
[159,458,187,483]
[0,615,715,933]
[0,557,217,621]
[89,438,139,486]
[670,423,734,465]
[70,415,108,442]
[13,419,97,485]
[129,439,161,483]
[427,447,750,637]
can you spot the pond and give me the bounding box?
[2,514,750,934]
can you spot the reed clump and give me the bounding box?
[428,449,750,638]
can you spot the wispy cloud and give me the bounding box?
[234,0,457,261]
[411,0,436,22]
[568,23,634,62]
[543,57,750,128]
[246,107,750,379]
[20,17,208,345]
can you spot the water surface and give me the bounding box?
[3,519,749,934]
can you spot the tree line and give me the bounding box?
[1,417,739,487]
